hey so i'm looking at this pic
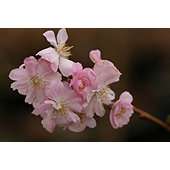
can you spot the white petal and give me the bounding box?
[68,122,86,133]
[101,87,115,105]
[59,57,74,77]
[43,30,57,47]
[36,47,59,72]
[94,97,105,117]
[86,118,96,128]
[57,28,68,44]
[67,111,80,123]
[83,95,96,117]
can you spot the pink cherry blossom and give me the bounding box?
[83,50,121,117]
[68,112,96,132]
[9,56,61,107]
[109,91,134,129]
[84,86,115,117]
[36,28,74,77]
[70,62,96,101]
[32,80,82,133]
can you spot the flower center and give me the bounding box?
[31,76,43,87]
[96,87,114,103]
[97,87,107,97]
[56,43,73,58]
[115,107,126,118]
[78,80,85,90]
[55,101,68,115]
[97,87,109,101]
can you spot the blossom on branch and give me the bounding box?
[109,91,134,129]
[9,56,61,107]
[32,80,82,133]
[37,28,74,77]
[83,49,121,117]
[9,29,136,134]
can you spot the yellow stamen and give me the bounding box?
[55,102,68,115]
[97,88,107,97]
[56,43,74,58]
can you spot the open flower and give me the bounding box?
[9,56,61,107]
[32,80,82,133]
[70,62,96,101]
[68,112,96,132]
[110,91,134,129]
[83,50,121,117]
[36,28,74,77]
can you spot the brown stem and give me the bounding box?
[134,106,170,132]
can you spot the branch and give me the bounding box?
[134,106,170,132]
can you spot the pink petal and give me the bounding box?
[89,49,101,63]
[24,56,38,77]
[44,71,62,82]
[94,60,121,89]
[45,80,64,101]
[11,81,28,95]
[54,111,79,125]
[55,114,69,125]
[68,122,86,133]
[68,100,82,113]
[43,30,57,47]
[62,84,82,113]
[32,102,51,117]
[59,57,74,77]
[34,88,46,107]
[119,91,133,104]
[41,117,57,133]
[83,68,96,79]
[25,87,35,105]
[86,117,96,128]
[67,111,80,123]
[36,47,59,72]
[68,116,96,132]
[71,62,83,75]
[109,112,118,129]
[9,68,28,81]
[36,59,52,77]
[112,109,132,129]
[57,28,68,44]
[24,85,45,107]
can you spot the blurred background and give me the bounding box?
[1,28,170,141]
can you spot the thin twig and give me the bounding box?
[134,106,170,132]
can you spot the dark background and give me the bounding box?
[1,28,170,141]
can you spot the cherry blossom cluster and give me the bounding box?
[9,28,134,133]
